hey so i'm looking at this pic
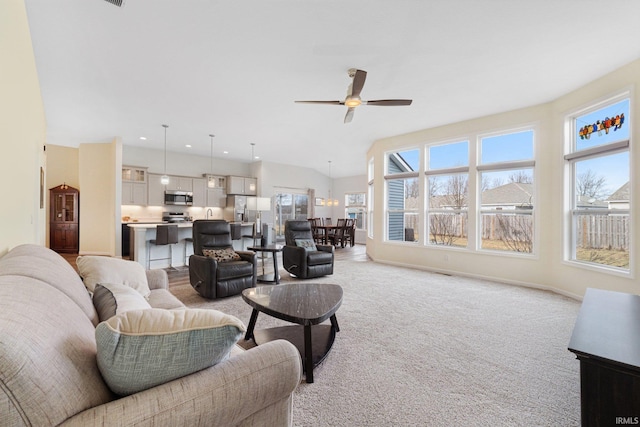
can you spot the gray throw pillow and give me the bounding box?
[93,282,152,322]
[295,238,317,252]
[95,308,245,396]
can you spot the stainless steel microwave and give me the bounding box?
[164,190,193,206]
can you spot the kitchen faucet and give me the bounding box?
[206,208,213,219]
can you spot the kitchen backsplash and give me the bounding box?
[121,205,224,222]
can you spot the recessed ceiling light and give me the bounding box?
[223,151,229,154]
[139,137,147,140]
[185,144,192,148]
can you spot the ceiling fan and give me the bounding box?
[295,68,412,123]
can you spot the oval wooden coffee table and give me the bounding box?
[242,283,343,383]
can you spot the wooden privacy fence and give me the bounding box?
[576,214,629,250]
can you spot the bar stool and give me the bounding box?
[184,236,193,265]
[147,224,179,269]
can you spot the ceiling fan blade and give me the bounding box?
[350,69,367,98]
[344,107,355,123]
[295,100,343,105]
[365,99,413,106]
[348,69,367,98]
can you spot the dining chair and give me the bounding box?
[343,218,356,247]
[329,218,347,247]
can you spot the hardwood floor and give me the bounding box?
[59,244,368,287]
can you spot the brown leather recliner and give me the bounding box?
[283,220,334,279]
[189,220,257,299]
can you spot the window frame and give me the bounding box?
[424,139,470,248]
[564,92,632,275]
[477,127,537,256]
[384,148,420,244]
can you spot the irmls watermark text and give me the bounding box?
[616,416,640,425]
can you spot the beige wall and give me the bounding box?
[0,0,46,255]
[367,58,640,299]
[78,140,120,256]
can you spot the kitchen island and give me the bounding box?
[127,221,255,269]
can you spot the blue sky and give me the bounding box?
[393,99,630,195]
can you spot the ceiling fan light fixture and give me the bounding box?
[344,97,361,108]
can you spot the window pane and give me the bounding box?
[387,148,419,173]
[480,169,534,253]
[480,212,533,253]
[387,212,419,242]
[427,174,468,247]
[576,98,629,151]
[574,152,629,207]
[572,151,629,270]
[429,212,467,247]
[428,141,469,170]
[481,130,534,164]
[346,193,365,206]
[428,174,468,209]
[386,177,419,242]
[573,212,629,268]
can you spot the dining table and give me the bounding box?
[313,224,340,245]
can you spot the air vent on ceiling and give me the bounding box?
[103,0,126,7]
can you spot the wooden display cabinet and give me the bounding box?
[49,184,79,253]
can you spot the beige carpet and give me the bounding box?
[170,256,582,426]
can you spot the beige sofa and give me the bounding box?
[0,244,301,426]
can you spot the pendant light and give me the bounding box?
[207,134,216,188]
[327,160,338,207]
[160,124,170,185]
[248,143,257,193]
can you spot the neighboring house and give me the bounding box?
[387,153,415,240]
[607,182,630,210]
[480,183,533,211]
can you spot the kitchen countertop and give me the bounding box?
[127,222,194,228]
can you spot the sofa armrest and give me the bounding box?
[61,340,302,427]
[145,268,169,290]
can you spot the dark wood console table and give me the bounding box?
[568,288,640,426]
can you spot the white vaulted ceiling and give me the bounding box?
[24,0,640,177]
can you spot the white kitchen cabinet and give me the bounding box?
[204,174,226,190]
[122,166,147,183]
[192,178,206,207]
[122,182,148,205]
[166,176,193,192]
[122,166,148,205]
[147,173,165,206]
[227,176,257,195]
[206,188,226,207]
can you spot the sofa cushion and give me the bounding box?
[93,282,152,322]
[0,276,113,426]
[0,244,99,326]
[203,248,241,262]
[95,308,245,396]
[295,238,317,252]
[77,255,151,298]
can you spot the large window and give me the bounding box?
[345,193,366,229]
[385,149,419,242]
[426,140,469,248]
[478,129,535,253]
[565,96,630,271]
